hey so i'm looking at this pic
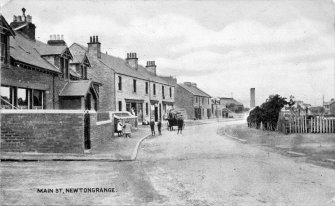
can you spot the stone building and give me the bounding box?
[0,9,99,110]
[175,82,211,120]
[70,38,175,123]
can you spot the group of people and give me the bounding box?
[150,119,162,136]
[116,120,132,138]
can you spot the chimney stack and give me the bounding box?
[87,35,101,58]
[10,8,36,40]
[126,53,138,70]
[250,88,255,108]
[47,34,66,46]
[145,60,156,75]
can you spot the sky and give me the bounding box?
[2,0,335,107]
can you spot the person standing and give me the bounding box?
[157,121,162,135]
[117,120,123,137]
[150,119,155,136]
[123,121,132,138]
[177,118,184,134]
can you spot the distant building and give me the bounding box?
[323,99,334,114]
[175,82,211,120]
[329,100,335,115]
[219,97,244,114]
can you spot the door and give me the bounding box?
[84,112,91,150]
[85,94,91,110]
[154,106,158,122]
[137,103,143,123]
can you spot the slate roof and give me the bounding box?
[10,32,61,73]
[178,83,211,97]
[0,15,15,36]
[70,43,172,86]
[59,80,95,97]
[69,43,87,64]
[219,97,243,106]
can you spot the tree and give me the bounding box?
[248,94,294,131]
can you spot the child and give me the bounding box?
[157,121,162,135]
[150,119,155,136]
[117,120,123,137]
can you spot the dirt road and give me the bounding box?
[1,120,335,205]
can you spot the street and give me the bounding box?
[1,120,335,206]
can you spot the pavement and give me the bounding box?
[0,128,151,162]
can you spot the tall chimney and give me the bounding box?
[145,61,156,75]
[87,35,101,58]
[250,88,255,108]
[126,53,138,70]
[10,8,36,40]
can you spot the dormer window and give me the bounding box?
[81,65,87,80]
[0,33,8,64]
[59,56,69,79]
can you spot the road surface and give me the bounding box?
[1,120,335,205]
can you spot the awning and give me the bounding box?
[162,101,174,105]
[125,99,144,103]
[59,80,98,98]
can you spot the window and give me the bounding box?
[153,84,156,95]
[195,96,198,103]
[60,57,65,77]
[17,88,30,109]
[133,79,137,93]
[145,82,148,94]
[64,58,69,79]
[33,90,43,108]
[81,65,87,80]
[0,34,8,63]
[146,102,148,115]
[118,76,122,90]
[202,97,204,104]
[162,86,165,99]
[208,98,209,104]
[118,101,122,111]
[169,87,172,98]
[1,86,13,109]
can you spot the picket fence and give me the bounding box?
[277,116,335,134]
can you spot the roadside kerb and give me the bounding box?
[0,132,152,162]
[222,128,247,143]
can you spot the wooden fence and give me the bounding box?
[277,116,335,134]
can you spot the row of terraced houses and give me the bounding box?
[0,9,243,153]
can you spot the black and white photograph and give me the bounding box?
[0,0,335,205]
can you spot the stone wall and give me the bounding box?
[1,110,114,153]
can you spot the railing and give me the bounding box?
[0,97,18,109]
[277,115,335,134]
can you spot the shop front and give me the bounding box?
[125,99,144,123]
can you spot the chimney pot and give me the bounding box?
[13,15,17,22]
[96,36,99,42]
[61,34,64,40]
[17,16,22,22]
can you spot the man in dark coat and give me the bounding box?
[150,119,155,136]
[157,121,162,135]
[177,118,184,134]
